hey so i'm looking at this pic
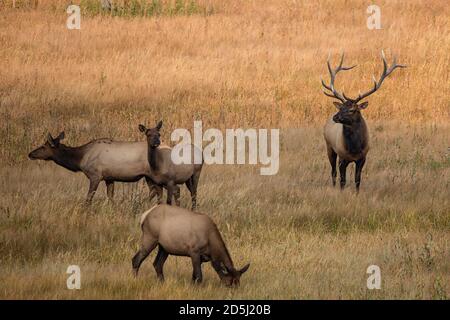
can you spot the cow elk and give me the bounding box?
[322,51,406,191]
[132,204,250,286]
[138,121,203,210]
[28,132,162,204]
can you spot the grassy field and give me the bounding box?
[0,0,449,299]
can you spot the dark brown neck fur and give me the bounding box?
[148,146,159,172]
[343,118,367,156]
[52,144,83,172]
[210,226,234,272]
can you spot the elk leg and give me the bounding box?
[153,246,169,281]
[153,185,163,204]
[86,177,101,204]
[105,181,114,200]
[145,178,163,204]
[166,182,176,205]
[327,147,337,186]
[189,170,202,210]
[191,254,203,283]
[338,159,350,190]
[145,178,157,202]
[148,187,157,202]
[185,178,194,206]
[173,185,181,206]
[355,157,366,192]
[132,235,158,277]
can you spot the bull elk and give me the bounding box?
[138,120,203,210]
[28,132,162,204]
[322,51,406,191]
[132,204,250,286]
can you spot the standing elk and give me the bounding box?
[132,204,250,286]
[138,120,203,210]
[28,132,162,204]
[322,51,406,191]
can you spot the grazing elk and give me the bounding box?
[322,51,406,191]
[28,132,162,204]
[138,121,203,210]
[132,204,250,286]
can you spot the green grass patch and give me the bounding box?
[79,0,213,17]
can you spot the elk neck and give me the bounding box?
[147,145,160,172]
[52,144,83,172]
[342,118,367,156]
[210,227,234,272]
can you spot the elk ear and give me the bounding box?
[138,124,147,133]
[156,120,163,131]
[55,131,65,142]
[358,101,369,109]
[47,133,56,147]
[333,102,343,110]
[239,263,250,275]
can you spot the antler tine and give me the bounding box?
[326,54,334,79]
[323,90,338,99]
[341,65,357,71]
[352,50,406,103]
[322,53,356,103]
[339,52,357,71]
[381,50,388,73]
[338,52,345,69]
[321,78,332,91]
[342,92,354,101]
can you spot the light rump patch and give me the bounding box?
[140,205,159,227]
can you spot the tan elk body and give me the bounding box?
[28,133,164,203]
[322,51,405,191]
[132,204,250,286]
[139,121,203,209]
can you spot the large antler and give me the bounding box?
[347,50,406,103]
[321,53,356,103]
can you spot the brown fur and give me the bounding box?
[28,132,162,203]
[323,103,370,191]
[139,121,203,210]
[322,52,405,191]
[132,205,250,286]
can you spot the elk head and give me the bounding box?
[322,51,406,126]
[218,263,250,287]
[139,120,162,148]
[28,132,65,160]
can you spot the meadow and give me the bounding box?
[0,0,449,299]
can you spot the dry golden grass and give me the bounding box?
[0,0,449,299]
[1,124,449,299]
